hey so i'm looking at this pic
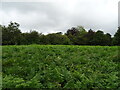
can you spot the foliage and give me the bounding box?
[1,22,120,46]
[2,45,119,89]
[2,22,21,45]
[65,26,87,45]
[45,33,71,45]
[112,27,120,45]
[21,31,41,45]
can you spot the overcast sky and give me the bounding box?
[0,0,119,35]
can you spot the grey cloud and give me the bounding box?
[1,0,119,35]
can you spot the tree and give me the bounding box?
[44,33,71,45]
[66,26,87,45]
[39,35,49,45]
[2,22,21,45]
[112,27,120,45]
[104,33,112,46]
[1,22,117,46]
[91,30,105,45]
[21,31,41,45]
[76,26,87,36]
[85,29,95,45]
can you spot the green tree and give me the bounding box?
[112,27,120,45]
[104,33,112,46]
[2,22,21,45]
[85,29,95,45]
[66,26,87,45]
[91,30,105,45]
[21,31,41,45]
[45,33,71,45]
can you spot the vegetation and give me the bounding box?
[2,45,119,89]
[1,22,120,89]
[1,22,120,46]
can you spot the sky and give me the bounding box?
[0,0,119,35]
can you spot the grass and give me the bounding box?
[2,45,119,88]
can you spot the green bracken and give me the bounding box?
[2,45,120,89]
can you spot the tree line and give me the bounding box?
[1,22,120,46]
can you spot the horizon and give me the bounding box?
[0,0,119,35]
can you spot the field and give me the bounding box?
[2,45,119,89]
